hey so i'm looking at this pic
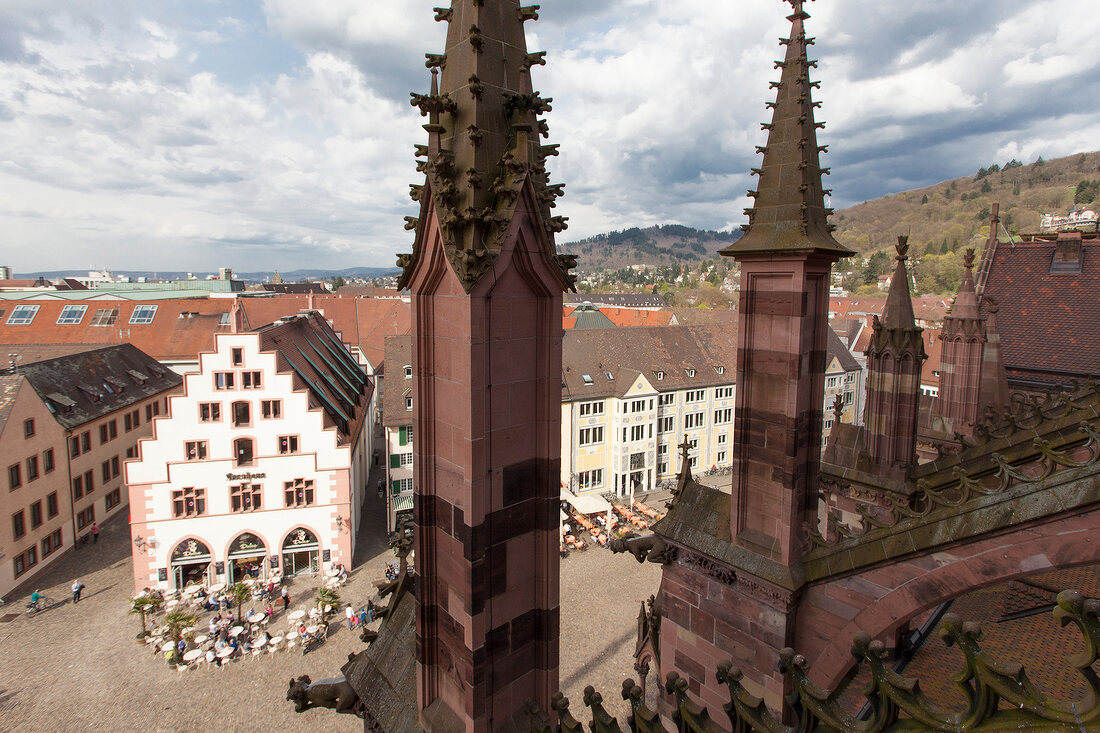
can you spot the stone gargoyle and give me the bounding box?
[287,675,359,715]
[610,531,673,564]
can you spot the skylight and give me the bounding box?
[90,308,119,326]
[129,305,158,324]
[57,304,88,325]
[6,304,40,325]
[582,374,593,385]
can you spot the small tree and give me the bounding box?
[315,587,341,625]
[130,595,162,635]
[163,609,199,643]
[230,581,251,618]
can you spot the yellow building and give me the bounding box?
[561,326,738,496]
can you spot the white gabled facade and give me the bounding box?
[126,313,372,592]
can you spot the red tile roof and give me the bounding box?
[0,295,412,370]
[981,238,1100,384]
[0,299,233,363]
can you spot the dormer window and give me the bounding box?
[655,371,664,381]
[714,366,724,375]
[686,368,696,378]
[404,365,412,379]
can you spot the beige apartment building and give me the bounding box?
[0,345,181,600]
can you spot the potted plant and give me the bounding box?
[130,595,163,638]
[230,581,251,619]
[315,587,340,625]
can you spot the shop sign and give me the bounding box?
[215,561,225,574]
[225,471,266,481]
[322,549,331,562]
[270,555,279,569]
[158,568,168,582]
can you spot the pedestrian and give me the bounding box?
[91,523,99,543]
[71,579,84,604]
[358,607,368,628]
[346,604,354,630]
[367,603,374,623]
[281,587,289,612]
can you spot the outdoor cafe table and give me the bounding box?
[182,649,203,662]
[193,634,208,645]
[269,635,283,645]
[247,612,266,624]
[183,584,202,595]
[217,647,235,659]
[327,567,340,576]
[208,583,226,593]
[229,625,244,637]
[164,599,179,608]
[288,610,306,621]
[305,625,319,635]
[251,638,267,649]
[161,641,175,652]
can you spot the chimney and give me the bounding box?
[1051,232,1083,273]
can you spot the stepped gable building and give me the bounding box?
[0,345,180,599]
[125,311,372,593]
[391,0,576,726]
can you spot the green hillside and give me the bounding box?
[562,224,740,271]
[833,150,1100,256]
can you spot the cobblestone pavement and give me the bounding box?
[0,473,665,731]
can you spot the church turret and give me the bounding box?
[863,236,925,468]
[938,249,1009,432]
[721,0,853,566]
[399,2,574,730]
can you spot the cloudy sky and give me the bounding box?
[1,0,1097,273]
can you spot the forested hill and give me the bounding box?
[832,150,1100,257]
[561,224,740,270]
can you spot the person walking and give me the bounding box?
[345,604,355,630]
[71,579,84,604]
[281,587,290,612]
[91,523,99,543]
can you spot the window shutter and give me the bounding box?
[399,427,408,446]
[391,480,400,495]
[390,454,400,469]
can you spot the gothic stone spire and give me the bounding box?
[721,0,853,257]
[398,0,573,292]
[865,236,925,468]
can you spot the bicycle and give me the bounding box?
[25,596,53,616]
